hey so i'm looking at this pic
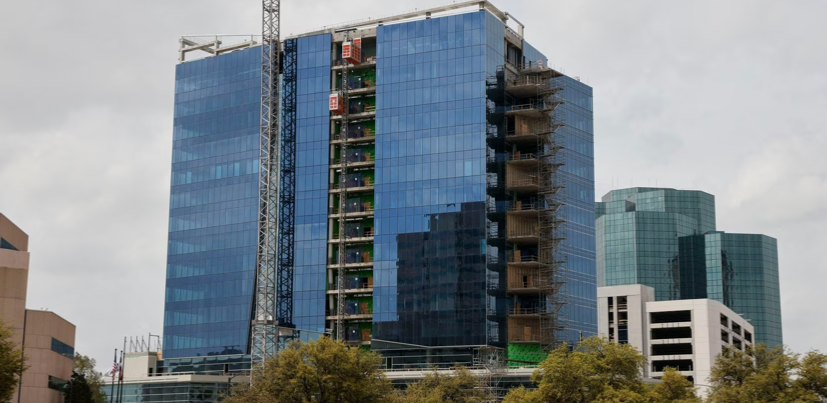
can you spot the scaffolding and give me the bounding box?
[335,53,351,341]
[487,60,567,352]
[329,36,377,343]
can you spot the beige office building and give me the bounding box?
[0,214,76,403]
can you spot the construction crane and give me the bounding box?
[251,0,285,372]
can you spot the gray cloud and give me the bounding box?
[1,0,825,371]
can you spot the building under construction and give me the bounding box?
[164,0,596,391]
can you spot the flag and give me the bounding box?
[111,350,119,380]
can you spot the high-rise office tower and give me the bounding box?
[679,233,782,347]
[164,47,262,370]
[596,188,783,347]
[596,188,716,301]
[164,2,596,371]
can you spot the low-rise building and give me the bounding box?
[0,213,76,403]
[598,284,754,395]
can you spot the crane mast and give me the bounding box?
[252,0,282,371]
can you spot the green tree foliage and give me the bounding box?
[502,337,698,403]
[647,368,700,403]
[72,353,106,403]
[0,319,27,403]
[63,372,95,403]
[707,344,827,403]
[396,366,486,403]
[504,337,648,403]
[222,337,393,403]
[797,350,827,400]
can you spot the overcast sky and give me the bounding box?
[1,0,825,371]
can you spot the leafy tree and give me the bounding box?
[0,319,27,403]
[797,350,827,400]
[73,353,106,403]
[503,337,648,403]
[222,337,393,403]
[647,368,700,403]
[396,366,486,403]
[63,372,95,403]
[592,388,648,403]
[501,386,542,403]
[707,344,821,403]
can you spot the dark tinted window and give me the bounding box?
[51,338,74,359]
[0,238,17,251]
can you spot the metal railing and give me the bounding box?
[330,205,375,215]
[331,154,375,165]
[507,254,538,264]
[328,255,374,265]
[508,152,538,162]
[331,228,375,240]
[331,178,375,190]
[507,177,540,188]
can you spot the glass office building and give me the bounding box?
[596,188,715,301]
[680,232,783,347]
[596,187,783,346]
[293,8,595,364]
[163,3,596,370]
[164,47,261,360]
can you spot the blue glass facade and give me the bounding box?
[291,34,333,333]
[164,47,261,359]
[163,7,597,365]
[373,11,491,347]
[554,72,598,344]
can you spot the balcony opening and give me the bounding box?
[652,359,694,372]
[650,310,691,324]
[652,343,693,356]
[651,327,692,340]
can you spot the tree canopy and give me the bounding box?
[0,319,27,403]
[706,344,827,403]
[63,372,95,403]
[396,366,487,403]
[218,335,827,403]
[503,337,699,403]
[73,353,106,403]
[222,337,393,403]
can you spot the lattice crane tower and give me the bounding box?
[251,0,285,370]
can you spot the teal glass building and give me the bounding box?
[596,187,783,346]
[680,233,782,347]
[596,188,715,301]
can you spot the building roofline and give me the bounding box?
[286,1,516,40]
[25,309,76,328]
[179,2,526,62]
